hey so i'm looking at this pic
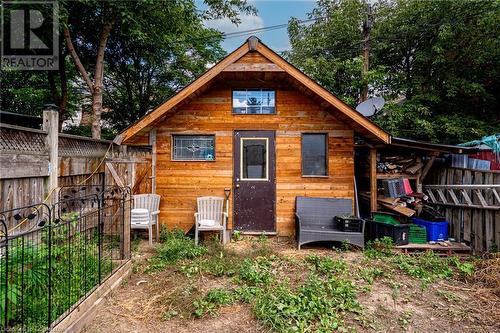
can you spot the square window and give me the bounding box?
[172,135,215,161]
[302,134,328,176]
[232,89,276,114]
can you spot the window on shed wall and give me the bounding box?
[301,134,328,176]
[232,89,276,114]
[172,135,215,161]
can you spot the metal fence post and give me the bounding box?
[98,194,102,284]
[47,214,52,330]
[2,220,8,331]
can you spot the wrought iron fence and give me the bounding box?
[0,185,131,332]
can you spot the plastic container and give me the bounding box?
[412,218,449,241]
[365,219,409,245]
[372,212,401,225]
[408,224,427,244]
[334,216,363,232]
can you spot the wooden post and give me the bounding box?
[149,129,157,194]
[43,104,59,203]
[122,196,131,259]
[370,148,377,212]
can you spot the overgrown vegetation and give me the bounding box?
[1,217,116,331]
[363,237,475,288]
[145,232,479,332]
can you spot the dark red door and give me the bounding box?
[233,130,276,232]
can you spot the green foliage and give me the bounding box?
[0,226,113,331]
[232,230,242,241]
[237,257,274,286]
[364,237,394,258]
[305,255,347,275]
[62,124,116,140]
[0,70,53,116]
[398,310,413,330]
[363,237,475,286]
[148,230,207,271]
[287,0,500,143]
[254,274,361,332]
[193,288,237,317]
[357,267,384,285]
[394,252,454,284]
[285,0,379,105]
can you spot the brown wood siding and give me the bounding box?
[154,82,354,236]
[235,52,271,64]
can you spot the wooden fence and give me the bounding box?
[426,167,500,253]
[0,108,152,215]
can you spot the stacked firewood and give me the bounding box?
[377,155,423,175]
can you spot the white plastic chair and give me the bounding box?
[194,196,227,245]
[131,194,161,246]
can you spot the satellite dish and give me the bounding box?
[355,96,385,117]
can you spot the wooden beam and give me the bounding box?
[370,148,377,212]
[222,63,284,72]
[420,155,436,181]
[149,129,157,194]
[105,162,125,187]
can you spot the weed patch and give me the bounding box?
[305,255,347,275]
[148,230,207,271]
[254,274,361,332]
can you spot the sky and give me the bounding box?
[198,0,317,53]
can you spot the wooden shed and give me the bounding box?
[115,37,390,236]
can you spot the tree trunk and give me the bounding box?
[91,87,103,138]
[91,20,114,139]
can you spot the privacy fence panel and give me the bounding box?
[0,122,152,213]
[426,167,500,253]
[0,185,131,332]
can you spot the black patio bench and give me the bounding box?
[295,196,365,249]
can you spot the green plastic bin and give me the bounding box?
[409,224,427,244]
[372,212,400,225]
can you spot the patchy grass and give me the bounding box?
[85,235,499,333]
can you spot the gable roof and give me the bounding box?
[115,36,391,144]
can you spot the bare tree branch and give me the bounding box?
[63,27,94,94]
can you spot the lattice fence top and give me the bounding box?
[59,135,111,157]
[0,124,47,153]
[1,123,151,159]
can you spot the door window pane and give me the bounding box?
[242,138,267,179]
[173,135,215,160]
[233,89,276,114]
[302,134,327,176]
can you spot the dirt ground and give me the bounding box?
[85,238,499,333]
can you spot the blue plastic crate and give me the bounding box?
[412,217,449,242]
